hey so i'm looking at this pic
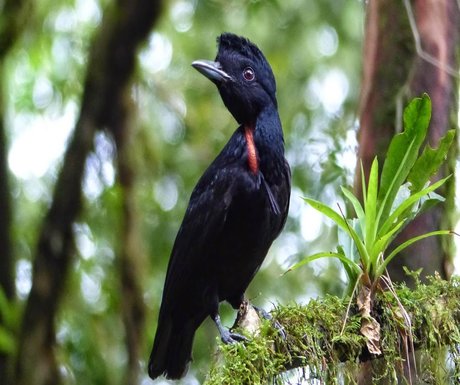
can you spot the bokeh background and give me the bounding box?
[1,0,459,384]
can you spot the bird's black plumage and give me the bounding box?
[148,33,291,380]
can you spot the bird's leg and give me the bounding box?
[211,312,248,344]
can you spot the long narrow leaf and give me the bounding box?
[304,197,370,269]
[377,137,417,226]
[360,161,367,208]
[342,218,370,271]
[335,202,371,270]
[378,176,450,237]
[336,245,355,278]
[370,219,406,262]
[285,251,362,279]
[341,186,365,234]
[365,158,379,247]
[376,230,453,277]
[303,197,348,232]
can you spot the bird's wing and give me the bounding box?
[161,164,241,298]
[270,158,291,238]
[260,172,281,215]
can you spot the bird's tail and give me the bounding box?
[148,317,197,380]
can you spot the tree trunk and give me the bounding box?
[14,1,162,385]
[111,84,148,385]
[355,0,459,284]
[0,1,32,384]
[115,119,148,385]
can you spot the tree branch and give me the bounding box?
[205,277,460,384]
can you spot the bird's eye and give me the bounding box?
[242,67,255,81]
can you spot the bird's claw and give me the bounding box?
[213,312,248,344]
[220,329,248,344]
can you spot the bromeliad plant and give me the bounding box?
[285,94,455,379]
[290,94,455,295]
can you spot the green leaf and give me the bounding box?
[378,95,431,222]
[376,230,453,277]
[408,129,455,193]
[370,219,406,262]
[416,194,445,216]
[378,176,450,237]
[365,158,378,248]
[286,251,361,281]
[403,93,432,140]
[298,95,451,290]
[343,221,370,270]
[360,161,367,208]
[304,197,370,268]
[303,197,348,231]
[341,186,365,235]
[0,325,15,354]
[338,219,360,263]
[377,137,417,225]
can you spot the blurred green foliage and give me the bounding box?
[4,0,365,383]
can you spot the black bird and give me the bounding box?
[148,33,291,380]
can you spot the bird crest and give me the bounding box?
[216,33,277,97]
[217,33,265,65]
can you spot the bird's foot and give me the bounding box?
[213,313,248,345]
[220,329,248,344]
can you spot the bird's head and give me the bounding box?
[192,33,277,125]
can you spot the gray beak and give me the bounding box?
[191,60,233,83]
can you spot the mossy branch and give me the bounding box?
[205,276,460,384]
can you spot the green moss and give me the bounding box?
[206,321,286,385]
[204,276,460,385]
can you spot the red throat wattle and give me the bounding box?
[244,125,259,174]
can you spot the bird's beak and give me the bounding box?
[192,60,233,83]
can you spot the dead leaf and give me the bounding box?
[357,286,382,355]
[357,285,371,316]
[361,316,381,355]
